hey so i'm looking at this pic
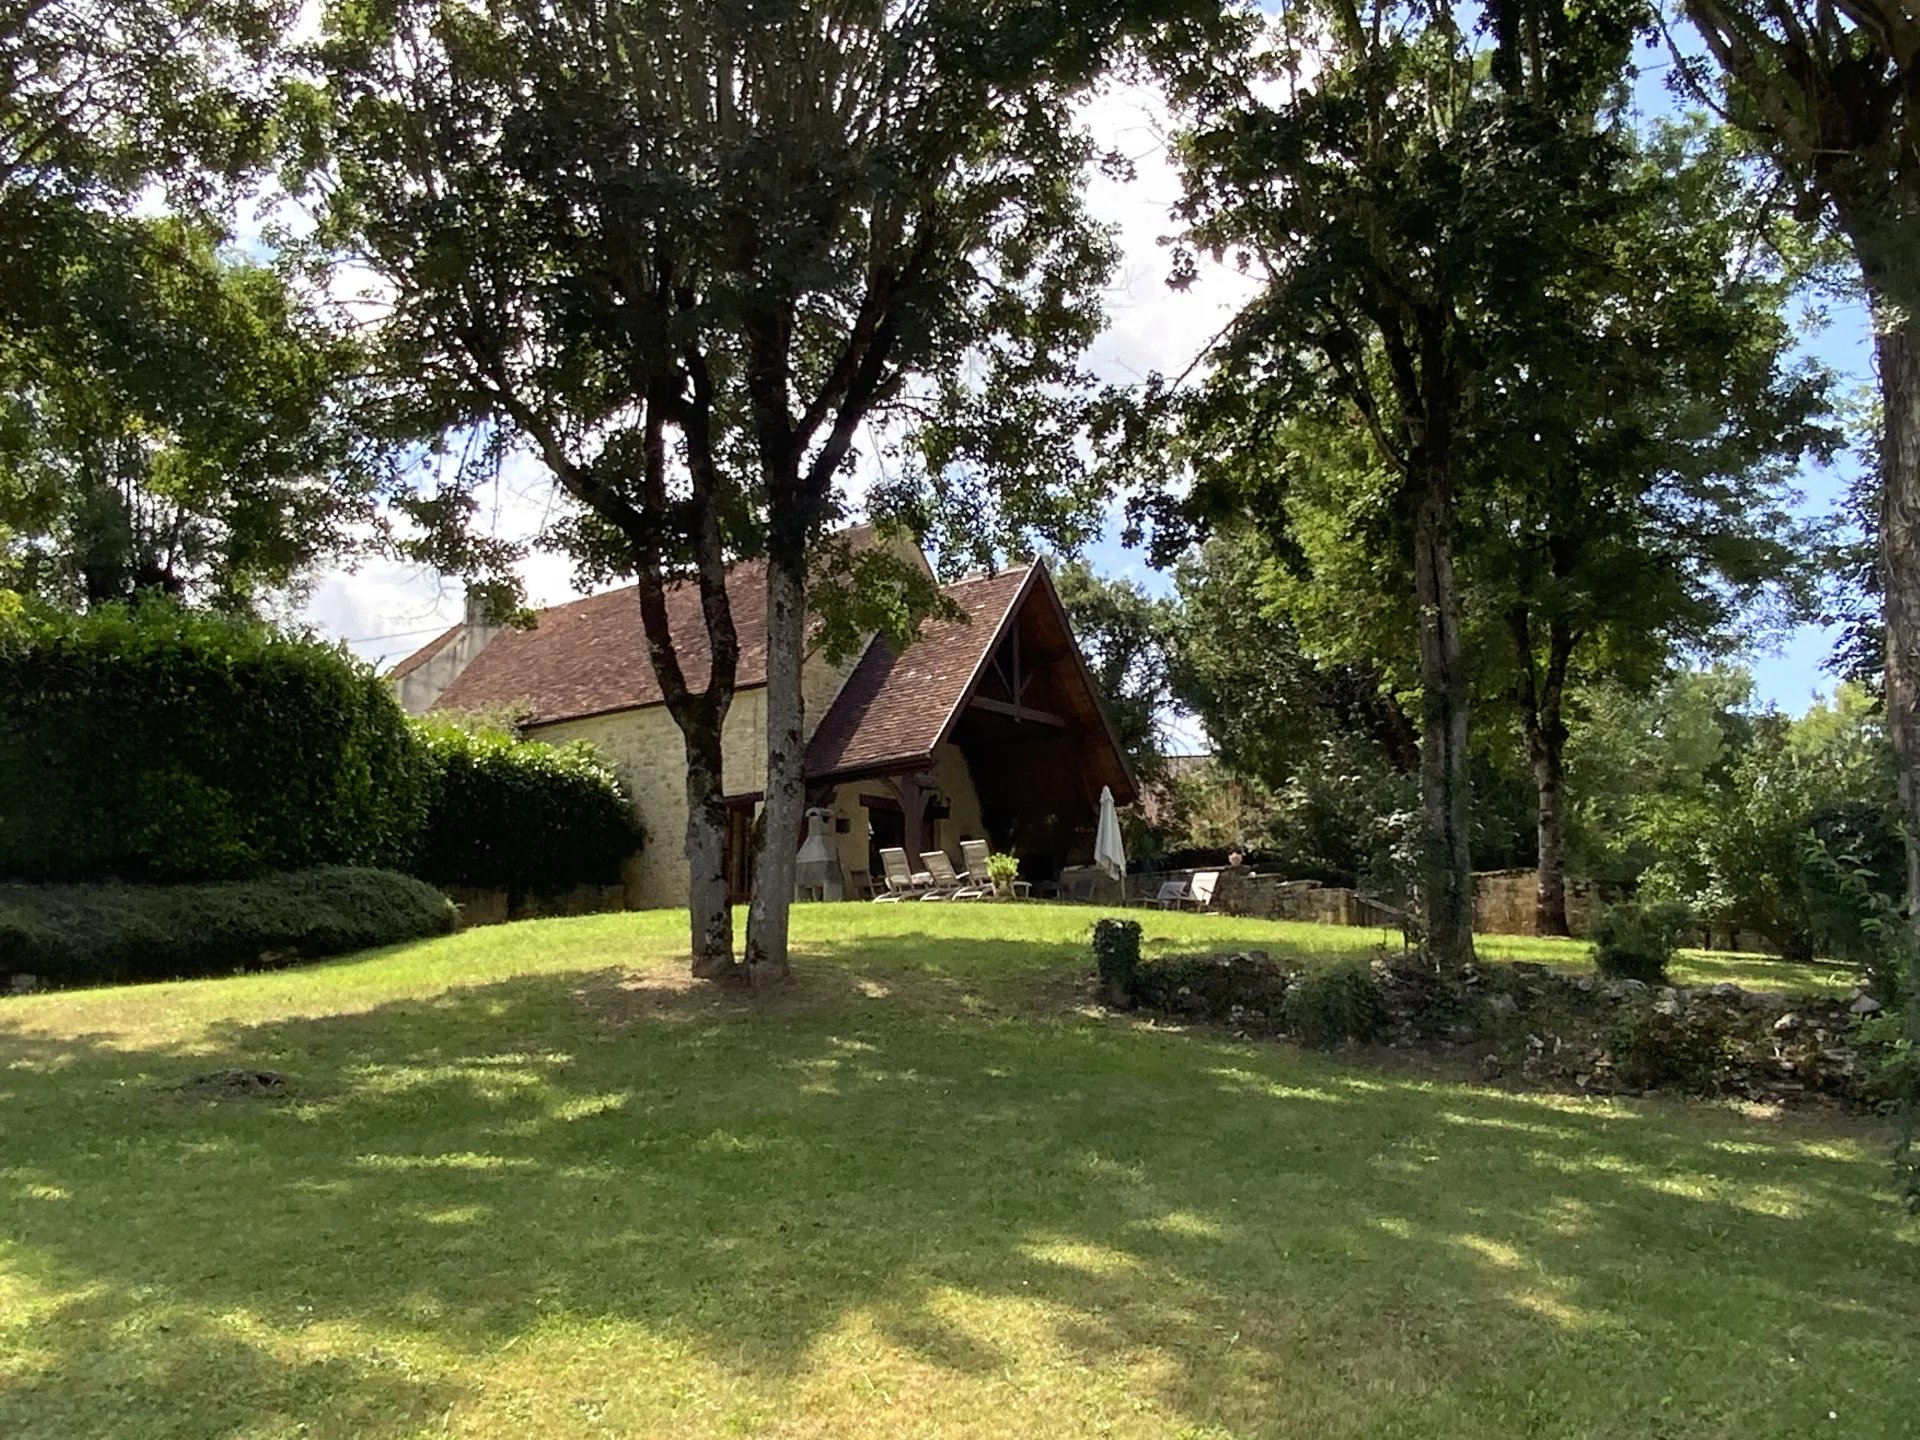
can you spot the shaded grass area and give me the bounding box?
[1,905,1911,1439]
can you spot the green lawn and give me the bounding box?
[1,904,1912,1439]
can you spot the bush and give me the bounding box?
[1801,827,1913,1004]
[1131,951,1293,1023]
[0,868,457,988]
[1592,900,1692,985]
[1280,963,1387,1048]
[0,602,424,882]
[1609,1005,1738,1092]
[413,718,640,903]
[1092,917,1142,1006]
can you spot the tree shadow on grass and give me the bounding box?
[1,930,1916,1439]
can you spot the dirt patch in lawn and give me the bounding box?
[172,1067,293,1102]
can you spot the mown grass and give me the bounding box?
[1,904,1910,1439]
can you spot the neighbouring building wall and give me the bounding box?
[531,689,769,909]
[394,615,500,715]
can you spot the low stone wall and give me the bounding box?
[1473,869,1599,938]
[1133,867,1391,928]
[443,882,628,928]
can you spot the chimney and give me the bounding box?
[392,586,502,715]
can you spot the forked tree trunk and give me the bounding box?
[1413,481,1477,969]
[1875,305,1920,927]
[745,553,806,985]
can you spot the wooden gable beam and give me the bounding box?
[968,695,1069,726]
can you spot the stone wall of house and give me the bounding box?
[930,743,985,855]
[531,691,767,909]
[821,742,987,894]
[526,643,870,910]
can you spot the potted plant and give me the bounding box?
[985,852,1022,897]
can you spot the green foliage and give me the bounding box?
[1051,559,1174,787]
[1801,811,1912,1001]
[1610,1005,1739,1093]
[1855,1012,1919,1106]
[1158,748,1418,892]
[413,716,640,901]
[1129,951,1294,1024]
[0,867,455,988]
[1635,684,1898,959]
[0,219,376,610]
[1091,917,1142,1005]
[0,601,424,883]
[301,0,1159,618]
[1279,962,1387,1048]
[1852,1008,1920,1211]
[1592,901,1694,986]
[1166,533,1420,787]
[1131,4,1835,964]
[984,852,1021,883]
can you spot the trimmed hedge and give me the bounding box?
[0,603,424,882]
[413,718,641,902]
[0,868,457,988]
[0,603,644,906]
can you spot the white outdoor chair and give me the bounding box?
[920,850,990,900]
[874,846,933,901]
[1155,870,1221,910]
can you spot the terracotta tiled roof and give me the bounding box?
[388,623,463,680]
[804,565,1032,778]
[432,560,771,724]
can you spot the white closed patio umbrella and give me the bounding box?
[1094,785,1127,898]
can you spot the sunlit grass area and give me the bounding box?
[2,904,1910,1439]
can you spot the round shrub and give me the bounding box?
[0,868,457,988]
[0,601,424,882]
[412,717,641,904]
[1592,900,1693,985]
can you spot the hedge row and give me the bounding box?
[413,717,640,902]
[0,603,424,882]
[0,868,458,987]
[0,601,641,894]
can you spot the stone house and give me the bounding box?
[389,541,1136,908]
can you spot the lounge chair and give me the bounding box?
[919,850,991,900]
[959,838,992,885]
[874,846,933,901]
[1155,870,1221,911]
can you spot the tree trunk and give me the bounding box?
[1875,306,1920,926]
[1529,727,1570,937]
[1412,481,1476,969]
[681,704,736,979]
[744,552,806,986]
[1509,607,1573,938]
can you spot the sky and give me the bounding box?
[299,54,1877,735]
